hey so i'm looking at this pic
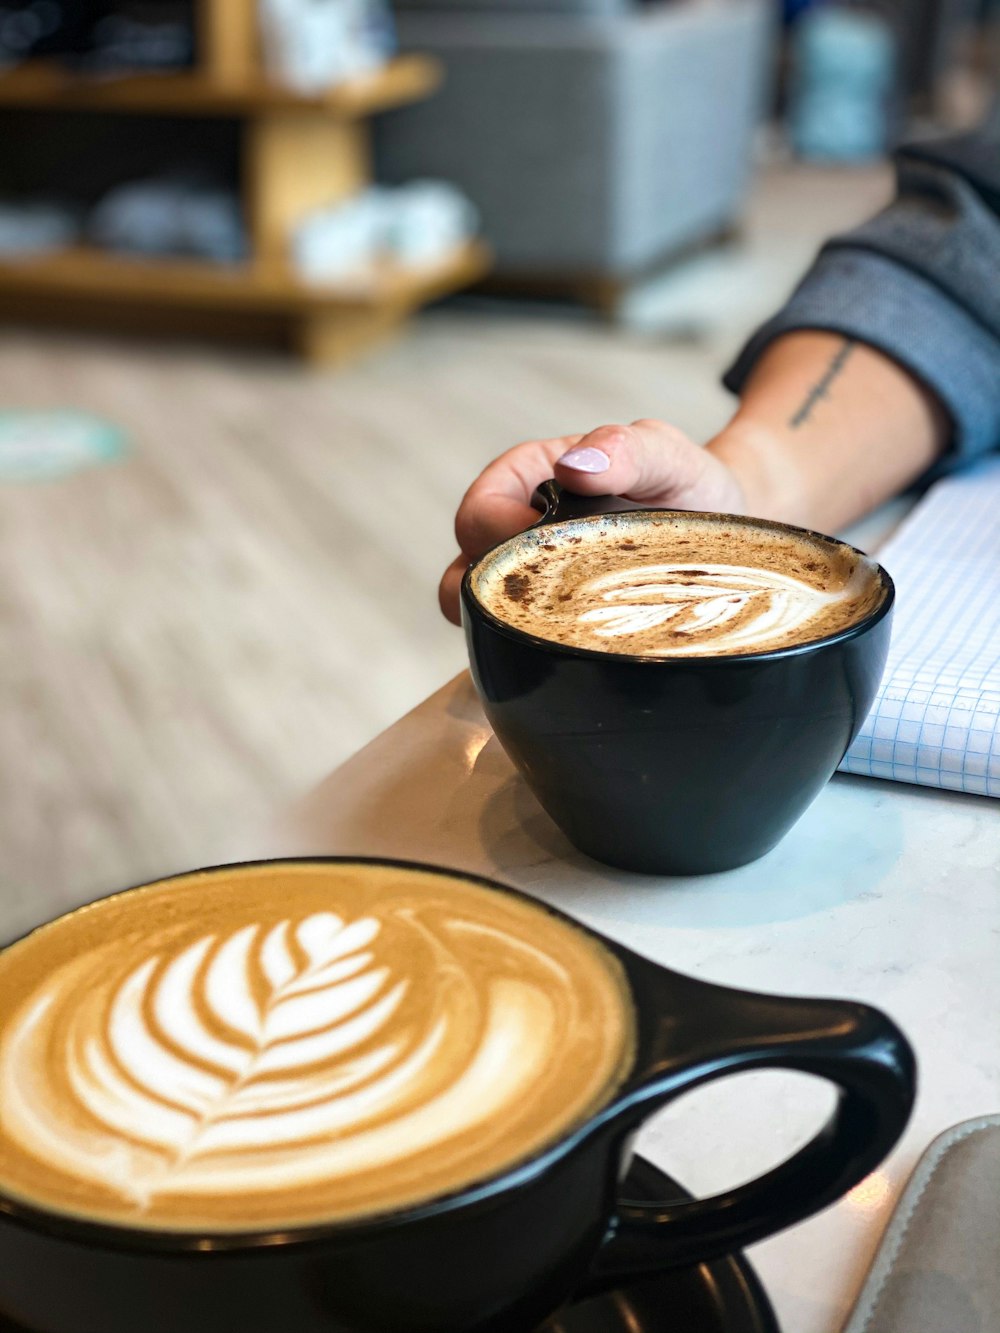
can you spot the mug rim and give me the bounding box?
[461,507,895,665]
[0,857,647,1256]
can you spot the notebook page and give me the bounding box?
[840,456,1000,796]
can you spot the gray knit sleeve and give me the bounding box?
[724,122,1000,459]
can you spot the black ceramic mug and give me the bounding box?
[0,859,915,1333]
[462,484,894,874]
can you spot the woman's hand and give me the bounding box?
[438,419,746,624]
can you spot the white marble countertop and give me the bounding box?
[234,672,1000,1333]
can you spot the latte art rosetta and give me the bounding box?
[576,564,845,655]
[6,914,421,1207]
[0,864,632,1230]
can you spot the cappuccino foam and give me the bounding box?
[0,863,633,1232]
[471,513,886,657]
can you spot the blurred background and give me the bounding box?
[0,0,995,911]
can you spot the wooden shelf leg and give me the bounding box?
[200,0,259,83]
[294,306,408,369]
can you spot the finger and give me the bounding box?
[438,554,468,626]
[455,494,540,562]
[554,420,705,505]
[455,435,583,558]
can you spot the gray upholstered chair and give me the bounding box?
[378,0,775,289]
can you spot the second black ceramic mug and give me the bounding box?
[0,859,915,1333]
[462,484,894,874]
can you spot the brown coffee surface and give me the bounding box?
[0,862,633,1232]
[471,513,887,656]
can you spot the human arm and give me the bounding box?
[710,328,949,531]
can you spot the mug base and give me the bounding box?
[0,1160,777,1333]
[563,837,781,878]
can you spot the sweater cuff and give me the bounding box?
[723,248,1000,460]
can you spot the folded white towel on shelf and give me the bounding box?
[259,0,395,94]
[0,201,78,257]
[841,456,1000,797]
[291,182,477,284]
[292,190,388,282]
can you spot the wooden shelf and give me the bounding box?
[0,242,492,313]
[0,55,442,119]
[0,1,486,365]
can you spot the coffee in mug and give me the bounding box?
[471,511,886,658]
[462,486,894,874]
[0,861,633,1232]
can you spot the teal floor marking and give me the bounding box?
[0,411,128,483]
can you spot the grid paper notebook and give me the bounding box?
[840,456,1000,797]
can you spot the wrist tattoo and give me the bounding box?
[788,338,856,428]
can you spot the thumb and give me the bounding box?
[553,420,706,506]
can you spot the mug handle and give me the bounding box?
[580,959,916,1292]
[530,479,645,524]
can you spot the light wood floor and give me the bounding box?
[0,163,891,922]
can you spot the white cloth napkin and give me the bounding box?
[840,456,1000,797]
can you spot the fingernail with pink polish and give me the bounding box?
[557,446,610,474]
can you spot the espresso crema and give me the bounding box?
[0,863,633,1232]
[471,513,886,657]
